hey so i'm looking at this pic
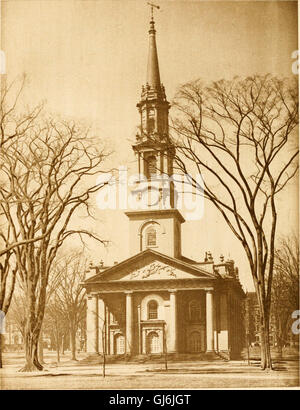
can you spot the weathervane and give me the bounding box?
[147,2,160,21]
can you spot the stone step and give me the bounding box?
[79,352,225,365]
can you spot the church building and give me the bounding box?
[83,15,245,360]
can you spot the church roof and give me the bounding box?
[125,209,185,224]
[84,248,217,285]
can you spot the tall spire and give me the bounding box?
[133,5,176,209]
[147,17,161,90]
[136,8,170,143]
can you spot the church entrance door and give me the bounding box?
[189,331,202,353]
[114,334,125,355]
[147,331,161,354]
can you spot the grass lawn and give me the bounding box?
[0,351,299,390]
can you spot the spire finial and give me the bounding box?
[146,2,161,90]
[147,2,160,22]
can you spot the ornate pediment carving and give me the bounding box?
[130,261,176,280]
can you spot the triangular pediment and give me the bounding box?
[85,249,215,284]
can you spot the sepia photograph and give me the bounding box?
[0,0,299,392]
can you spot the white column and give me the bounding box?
[106,306,110,355]
[86,294,99,354]
[125,292,133,354]
[142,153,147,177]
[214,294,218,352]
[164,155,168,176]
[218,293,229,351]
[155,108,158,133]
[138,153,141,176]
[142,329,146,354]
[169,290,177,353]
[98,297,105,355]
[160,151,164,174]
[206,290,214,352]
[137,304,141,354]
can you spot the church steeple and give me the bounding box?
[125,10,184,260]
[147,18,161,90]
[134,15,173,175]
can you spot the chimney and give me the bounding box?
[225,259,235,276]
[207,251,213,262]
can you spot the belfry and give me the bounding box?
[83,14,245,360]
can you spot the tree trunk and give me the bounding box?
[259,312,272,370]
[61,334,65,355]
[38,331,45,364]
[56,327,60,363]
[163,324,168,371]
[19,273,46,372]
[103,349,106,378]
[102,326,106,378]
[70,328,77,361]
[0,333,3,369]
[19,330,43,372]
[57,343,60,363]
[254,275,273,371]
[276,341,283,358]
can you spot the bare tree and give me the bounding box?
[0,76,44,368]
[4,292,26,364]
[272,235,299,354]
[6,293,26,341]
[45,295,67,364]
[0,76,48,257]
[50,252,87,361]
[0,75,42,149]
[0,229,17,314]
[4,255,66,367]
[0,229,17,367]
[0,112,110,371]
[38,255,68,364]
[170,75,298,370]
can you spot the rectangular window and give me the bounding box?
[149,310,157,319]
[147,231,156,246]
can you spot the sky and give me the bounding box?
[1,0,298,291]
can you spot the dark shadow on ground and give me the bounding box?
[144,369,246,374]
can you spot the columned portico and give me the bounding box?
[169,290,177,352]
[206,289,214,352]
[86,293,99,354]
[125,291,133,354]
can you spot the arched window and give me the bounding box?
[146,155,157,178]
[148,300,158,320]
[146,226,157,247]
[189,300,201,322]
